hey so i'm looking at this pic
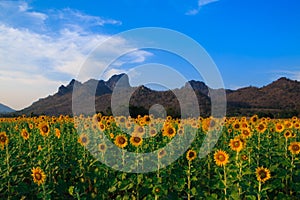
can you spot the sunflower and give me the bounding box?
[78,134,89,146]
[92,114,102,123]
[109,133,114,139]
[149,128,157,137]
[177,128,184,136]
[55,128,61,139]
[114,135,128,148]
[284,120,293,129]
[29,123,34,130]
[275,123,284,133]
[232,121,241,131]
[21,129,30,140]
[256,122,267,133]
[130,135,143,147]
[288,142,300,155]
[143,115,151,124]
[158,149,166,158]
[294,122,300,129]
[250,115,259,124]
[134,125,145,136]
[241,122,249,129]
[39,122,50,137]
[241,128,252,138]
[256,166,271,183]
[152,185,164,196]
[162,125,176,138]
[214,150,229,167]
[241,154,248,161]
[283,130,292,139]
[125,122,132,129]
[119,116,126,124]
[0,132,8,149]
[98,143,107,152]
[186,150,197,161]
[31,167,46,186]
[98,122,106,132]
[229,137,244,152]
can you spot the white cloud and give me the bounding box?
[198,0,219,7]
[0,70,65,110]
[271,70,300,81]
[186,0,219,15]
[0,2,151,110]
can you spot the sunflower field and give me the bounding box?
[0,114,300,199]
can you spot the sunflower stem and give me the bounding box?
[258,181,261,200]
[122,150,125,166]
[187,161,191,200]
[61,129,66,182]
[285,137,288,158]
[42,184,47,200]
[136,148,139,200]
[223,165,227,200]
[236,152,242,197]
[290,155,294,195]
[207,154,211,195]
[157,158,160,178]
[6,143,10,200]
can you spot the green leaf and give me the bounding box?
[68,186,74,196]
[108,186,116,193]
[191,187,197,196]
[245,195,256,200]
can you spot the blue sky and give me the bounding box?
[0,0,300,110]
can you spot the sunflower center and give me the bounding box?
[42,126,48,133]
[100,144,106,150]
[119,137,126,144]
[159,150,165,156]
[0,136,6,142]
[243,130,249,135]
[35,173,42,180]
[233,141,240,147]
[258,125,264,130]
[133,137,141,143]
[285,132,290,136]
[168,128,174,135]
[189,152,195,158]
[277,125,282,130]
[218,154,225,161]
[242,155,248,160]
[292,145,300,151]
[81,137,87,143]
[138,127,144,133]
[258,170,267,179]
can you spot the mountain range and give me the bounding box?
[0,103,15,114]
[9,74,300,118]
